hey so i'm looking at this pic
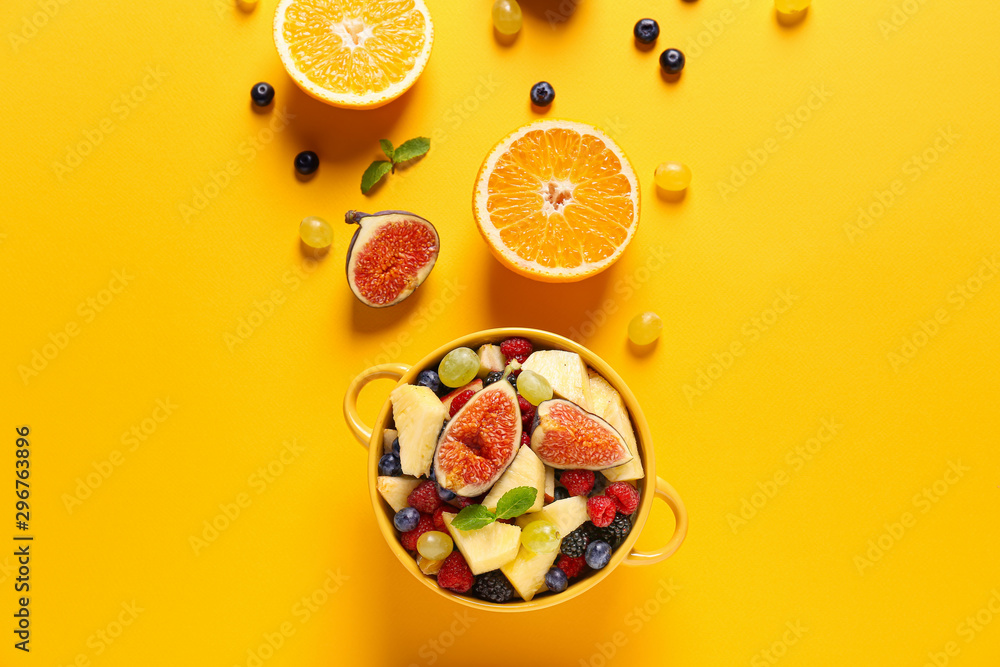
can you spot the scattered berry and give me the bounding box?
[562,469,595,496]
[587,495,617,527]
[545,567,568,593]
[605,482,641,514]
[500,337,533,363]
[654,162,692,192]
[416,369,442,394]
[530,82,555,108]
[483,370,504,386]
[250,82,274,106]
[394,507,420,532]
[294,150,319,175]
[633,18,659,44]
[448,389,476,417]
[660,48,685,74]
[299,216,333,249]
[473,570,516,602]
[437,552,475,593]
[400,514,434,551]
[521,431,531,447]
[556,554,586,579]
[560,526,590,557]
[378,452,402,476]
[585,540,612,569]
[518,395,535,425]
[554,486,570,501]
[432,506,454,531]
[437,483,456,501]
[408,480,444,514]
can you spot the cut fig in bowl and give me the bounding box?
[345,210,439,308]
[344,328,689,611]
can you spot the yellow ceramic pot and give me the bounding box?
[343,328,687,612]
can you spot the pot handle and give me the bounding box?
[343,363,410,447]
[623,476,688,567]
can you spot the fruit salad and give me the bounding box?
[375,336,645,603]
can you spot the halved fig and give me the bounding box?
[434,381,522,496]
[530,399,633,470]
[345,210,440,307]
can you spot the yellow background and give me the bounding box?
[3,0,1000,665]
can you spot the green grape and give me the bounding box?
[438,348,479,387]
[417,531,454,561]
[775,0,810,12]
[654,162,692,192]
[491,0,522,35]
[628,312,663,346]
[299,216,333,249]
[517,370,553,406]
[521,520,560,554]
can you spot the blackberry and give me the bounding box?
[473,570,515,603]
[593,512,632,548]
[560,526,589,557]
[483,371,504,386]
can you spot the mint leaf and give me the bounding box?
[494,486,537,521]
[361,160,392,194]
[379,139,394,161]
[392,136,430,164]
[451,504,496,531]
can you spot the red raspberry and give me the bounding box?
[452,495,475,509]
[433,506,455,531]
[556,555,586,579]
[437,552,475,593]
[400,514,434,551]
[561,470,595,496]
[500,337,533,364]
[407,480,443,514]
[518,395,535,426]
[605,482,640,514]
[449,389,476,417]
[521,432,530,447]
[587,496,616,527]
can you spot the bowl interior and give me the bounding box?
[367,327,658,612]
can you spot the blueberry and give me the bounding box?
[394,507,420,532]
[392,438,400,455]
[545,567,568,593]
[416,370,442,394]
[585,540,612,569]
[659,49,685,74]
[251,82,274,107]
[633,18,659,44]
[554,487,570,501]
[294,150,319,175]
[530,82,555,107]
[437,483,456,501]
[378,452,402,476]
[483,371,504,387]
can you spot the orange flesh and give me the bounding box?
[353,219,438,305]
[282,0,427,96]
[485,128,635,269]
[437,388,519,489]
[534,401,628,468]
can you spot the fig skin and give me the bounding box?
[344,210,440,308]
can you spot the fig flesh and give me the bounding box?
[530,399,633,470]
[345,210,439,307]
[434,380,522,496]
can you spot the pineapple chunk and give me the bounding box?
[517,496,589,535]
[376,476,421,512]
[501,546,558,601]
[477,344,506,377]
[483,446,545,512]
[587,370,644,482]
[443,513,521,575]
[522,350,592,410]
[382,428,398,455]
[390,384,446,477]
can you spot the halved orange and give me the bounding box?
[273,0,433,109]
[473,119,640,283]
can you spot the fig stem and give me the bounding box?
[344,210,370,225]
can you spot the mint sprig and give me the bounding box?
[361,136,431,194]
[451,486,537,531]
